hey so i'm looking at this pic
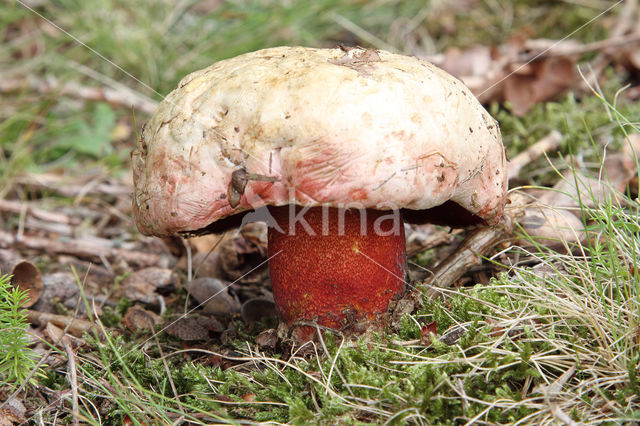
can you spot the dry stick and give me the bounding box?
[422,194,528,297]
[422,128,565,293]
[14,173,131,198]
[62,335,80,426]
[507,130,563,181]
[517,32,640,62]
[0,198,78,225]
[0,229,161,268]
[608,0,638,40]
[422,226,509,296]
[27,310,97,337]
[0,74,158,114]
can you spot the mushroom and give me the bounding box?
[132,46,507,331]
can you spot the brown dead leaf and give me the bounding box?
[519,206,585,248]
[518,138,640,249]
[630,46,640,69]
[192,251,222,278]
[44,322,86,348]
[423,36,621,114]
[241,393,256,402]
[0,398,26,425]
[420,321,438,345]
[121,267,177,305]
[241,297,277,323]
[4,259,43,307]
[44,321,65,344]
[161,236,186,257]
[255,328,278,350]
[542,172,622,210]
[504,57,576,116]
[184,277,240,315]
[27,310,97,338]
[190,234,224,253]
[438,45,494,82]
[440,325,467,346]
[216,394,233,403]
[219,235,267,283]
[164,315,224,341]
[122,305,163,332]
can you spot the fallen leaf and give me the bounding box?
[241,393,256,402]
[121,267,177,305]
[216,394,233,402]
[219,234,267,283]
[191,251,222,278]
[241,297,277,323]
[255,328,278,350]
[438,45,493,81]
[519,206,586,248]
[0,397,26,425]
[190,234,224,253]
[184,277,240,315]
[504,57,576,116]
[44,321,65,343]
[420,321,438,345]
[122,305,163,332]
[164,315,224,341]
[5,259,43,307]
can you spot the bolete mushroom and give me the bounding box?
[132,46,507,331]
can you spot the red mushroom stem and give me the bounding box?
[267,205,407,328]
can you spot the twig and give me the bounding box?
[0,198,79,225]
[26,310,96,337]
[62,335,80,426]
[0,74,158,114]
[0,229,162,268]
[576,0,639,92]
[14,173,131,198]
[508,131,563,181]
[422,194,528,296]
[423,226,509,296]
[518,32,640,62]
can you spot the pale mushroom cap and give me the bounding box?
[132,46,507,237]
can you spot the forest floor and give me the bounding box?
[1,1,640,424]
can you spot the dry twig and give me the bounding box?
[14,173,131,198]
[0,198,78,225]
[422,194,528,296]
[0,230,162,268]
[0,74,158,114]
[62,335,80,426]
[518,32,640,62]
[508,130,563,181]
[27,310,96,337]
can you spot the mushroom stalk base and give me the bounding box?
[267,206,407,329]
